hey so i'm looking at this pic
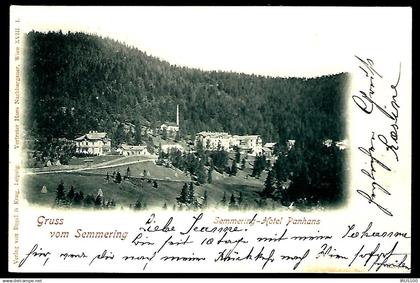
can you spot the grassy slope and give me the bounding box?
[24,165,266,209]
[86,161,190,181]
[24,173,141,207]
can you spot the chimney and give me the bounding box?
[176,104,179,126]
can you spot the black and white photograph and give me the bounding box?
[21,8,349,212]
[8,6,412,274]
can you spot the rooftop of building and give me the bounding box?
[75,131,109,141]
[232,135,261,139]
[120,144,147,150]
[264,142,277,148]
[196,131,231,137]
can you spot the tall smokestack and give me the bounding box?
[176,104,179,126]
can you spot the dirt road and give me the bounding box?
[25,156,158,175]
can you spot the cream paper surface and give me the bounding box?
[9,6,412,273]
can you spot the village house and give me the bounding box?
[74,131,111,155]
[323,139,348,150]
[287,139,296,150]
[231,135,263,156]
[160,122,179,135]
[159,104,180,136]
[263,142,277,158]
[323,139,334,147]
[117,144,149,156]
[335,139,348,150]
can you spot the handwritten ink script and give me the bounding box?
[353,56,402,217]
[16,213,411,273]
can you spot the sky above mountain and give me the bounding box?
[14,6,410,77]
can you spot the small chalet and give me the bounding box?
[118,144,149,156]
[335,139,348,150]
[160,122,179,134]
[287,139,296,150]
[159,104,180,136]
[75,131,111,156]
[263,142,277,158]
[231,135,263,156]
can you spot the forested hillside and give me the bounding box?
[24,31,348,144]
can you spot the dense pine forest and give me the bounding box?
[24,31,348,145]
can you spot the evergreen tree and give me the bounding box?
[262,170,275,197]
[230,160,238,176]
[211,149,229,170]
[158,143,165,161]
[272,154,290,187]
[55,181,66,204]
[196,160,206,184]
[221,191,227,206]
[234,147,241,163]
[134,199,143,210]
[94,195,102,207]
[241,158,246,170]
[162,202,167,210]
[177,183,189,204]
[114,124,126,146]
[174,131,180,142]
[162,127,168,140]
[207,168,213,184]
[79,191,84,202]
[153,180,158,188]
[229,193,237,209]
[115,172,122,183]
[67,185,75,201]
[73,192,82,205]
[134,123,143,145]
[238,191,244,207]
[146,137,155,154]
[251,156,266,178]
[196,139,205,158]
[187,182,197,207]
[202,190,208,208]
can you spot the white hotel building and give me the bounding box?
[74,131,111,156]
[195,131,263,156]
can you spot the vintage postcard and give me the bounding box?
[9,6,412,273]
